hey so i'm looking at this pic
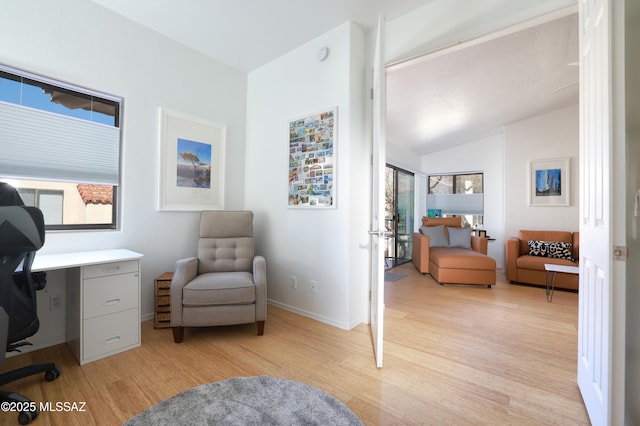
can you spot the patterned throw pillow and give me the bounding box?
[527,240,574,261]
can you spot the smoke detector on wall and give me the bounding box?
[317,46,329,62]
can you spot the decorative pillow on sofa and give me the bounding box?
[527,240,574,261]
[420,225,449,247]
[447,227,472,249]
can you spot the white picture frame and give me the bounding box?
[158,108,225,211]
[528,157,570,207]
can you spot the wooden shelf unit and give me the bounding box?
[154,272,173,328]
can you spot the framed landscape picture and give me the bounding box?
[158,109,226,211]
[528,157,569,206]
[288,107,337,208]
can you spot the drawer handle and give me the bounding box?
[103,265,121,272]
[104,336,121,345]
[103,298,121,306]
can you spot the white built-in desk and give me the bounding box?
[32,249,143,365]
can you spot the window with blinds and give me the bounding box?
[427,172,484,227]
[0,65,121,230]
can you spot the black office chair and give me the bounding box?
[0,196,61,424]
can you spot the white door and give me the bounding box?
[577,0,625,423]
[369,15,386,369]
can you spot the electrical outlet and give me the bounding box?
[49,294,63,311]
[310,280,317,294]
[290,276,298,289]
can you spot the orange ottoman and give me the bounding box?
[429,247,496,287]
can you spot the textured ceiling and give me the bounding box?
[387,13,579,153]
[90,0,435,72]
[89,1,578,155]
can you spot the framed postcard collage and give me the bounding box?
[288,107,336,208]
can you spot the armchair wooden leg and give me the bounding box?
[172,326,184,343]
[256,321,265,336]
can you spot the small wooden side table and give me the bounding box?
[154,272,173,328]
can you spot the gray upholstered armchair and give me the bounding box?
[170,210,267,343]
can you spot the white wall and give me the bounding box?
[387,141,423,173]
[1,0,248,334]
[245,22,369,329]
[421,133,506,269]
[504,104,579,239]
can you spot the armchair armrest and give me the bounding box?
[505,238,520,282]
[170,257,198,326]
[253,256,267,321]
[412,232,430,273]
[471,236,488,254]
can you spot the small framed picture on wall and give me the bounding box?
[528,157,570,206]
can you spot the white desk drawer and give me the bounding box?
[83,273,139,319]
[83,309,139,361]
[83,260,138,279]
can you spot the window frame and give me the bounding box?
[0,64,122,231]
[428,172,484,195]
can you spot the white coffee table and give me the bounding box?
[544,264,579,302]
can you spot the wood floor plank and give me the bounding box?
[1,262,590,425]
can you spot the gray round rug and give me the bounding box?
[124,375,363,425]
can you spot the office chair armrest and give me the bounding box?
[170,257,198,326]
[253,256,267,321]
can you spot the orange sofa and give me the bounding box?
[412,217,496,287]
[505,230,579,291]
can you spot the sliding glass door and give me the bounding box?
[385,165,414,269]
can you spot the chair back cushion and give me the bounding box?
[198,211,254,273]
[0,206,45,255]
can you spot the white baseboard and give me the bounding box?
[266,299,351,330]
[141,312,154,322]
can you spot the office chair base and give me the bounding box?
[0,391,39,424]
[0,363,61,425]
[0,362,59,386]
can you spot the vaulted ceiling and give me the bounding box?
[387,13,579,154]
[90,0,436,72]
[90,1,578,155]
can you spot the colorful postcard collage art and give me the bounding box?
[288,109,335,207]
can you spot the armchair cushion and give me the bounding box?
[183,272,256,306]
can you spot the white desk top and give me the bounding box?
[31,249,143,272]
[544,263,579,274]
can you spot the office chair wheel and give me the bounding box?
[18,408,38,425]
[44,367,61,382]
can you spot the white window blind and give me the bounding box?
[0,102,120,185]
[426,193,484,215]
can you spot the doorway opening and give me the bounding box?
[385,165,414,269]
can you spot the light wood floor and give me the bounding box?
[1,262,590,425]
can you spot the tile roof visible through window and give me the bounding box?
[77,184,113,205]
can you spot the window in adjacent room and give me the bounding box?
[0,64,121,230]
[427,172,484,228]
